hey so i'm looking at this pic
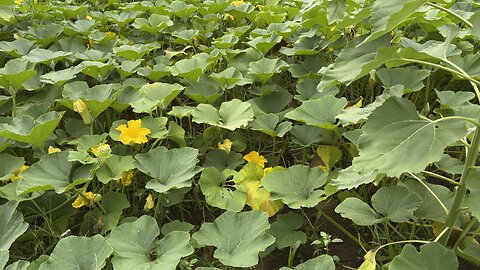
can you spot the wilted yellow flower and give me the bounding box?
[244,151,267,168]
[223,13,235,20]
[91,143,111,157]
[72,191,101,208]
[144,194,155,211]
[85,15,93,20]
[9,165,29,182]
[73,99,92,125]
[48,146,61,154]
[218,139,233,152]
[120,170,133,186]
[116,120,151,145]
[232,0,245,6]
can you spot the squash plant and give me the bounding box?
[0,0,479,269]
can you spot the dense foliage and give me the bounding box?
[0,0,480,269]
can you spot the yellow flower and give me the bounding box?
[9,165,29,182]
[91,143,111,157]
[232,0,245,6]
[243,151,267,168]
[15,0,21,4]
[72,191,101,209]
[73,99,92,125]
[144,194,155,211]
[116,120,151,145]
[223,13,235,20]
[256,4,264,11]
[120,170,134,186]
[218,139,233,152]
[48,146,61,154]
[105,31,116,37]
[85,15,93,20]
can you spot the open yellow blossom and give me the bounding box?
[218,139,233,152]
[120,170,134,186]
[144,194,155,211]
[232,0,245,6]
[116,120,151,145]
[91,143,111,157]
[72,191,102,208]
[243,151,267,168]
[48,146,61,154]
[223,13,235,20]
[9,165,29,182]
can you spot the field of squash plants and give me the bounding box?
[1,0,480,269]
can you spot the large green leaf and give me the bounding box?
[371,186,422,223]
[262,165,328,209]
[335,197,382,226]
[0,111,64,148]
[389,242,458,270]
[268,212,307,249]
[134,146,201,193]
[16,152,92,194]
[363,0,428,44]
[122,82,184,114]
[107,215,193,270]
[169,53,211,81]
[0,201,28,250]
[248,57,289,82]
[317,35,394,92]
[376,67,430,92]
[284,95,347,130]
[0,58,36,91]
[192,99,254,131]
[331,166,381,190]
[279,255,335,270]
[192,211,275,267]
[96,155,135,184]
[352,97,467,177]
[0,153,24,181]
[39,235,113,270]
[99,191,130,233]
[198,167,246,212]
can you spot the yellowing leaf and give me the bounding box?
[243,151,267,168]
[116,120,151,145]
[218,139,233,152]
[247,186,283,217]
[357,249,377,270]
[314,145,342,171]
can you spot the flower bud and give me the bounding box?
[73,99,92,125]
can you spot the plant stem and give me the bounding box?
[438,128,480,246]
[318,209,364,248]
[426,2,473,28]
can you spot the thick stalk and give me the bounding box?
[438,128,480,245]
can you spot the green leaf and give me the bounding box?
[248,57,289,82]
[100,191,130,233]
[169,53,211,81]
[184,78,223,104]
[0,58,36,91]
[0,39,35,57]
[363,0,428,44]
[251,114,292,137]
[23,48,71,65]
[132,14,173,33]
[279,255,335,270]
[199,167,246,212]
[192,211,275,267]
[16,152,92,194]
[268,212,307,249]
[0,153,24,181]
[0,201,28,250]
[108,215,193,270]
[39,235,112,270]
[389,242,458,270]
[290,125,335,147]
[247,34,282,55]
[352,97,467,177]
[285,95,347,130]
[0,251,7,269]
[317,36,394,92]
[262,165,328,209]
[160,220,194,236]
[371,186,422,223]
[40,66,81,86]
[96,155,135,184]
[134,146,201,193]
[0,111,64,148]
[376,67,430,92]
[209,67,252,89]
[331,166,381,190]
[125,82,184,114]
[192,99,254,131]
[335,197,382,226]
